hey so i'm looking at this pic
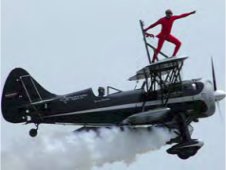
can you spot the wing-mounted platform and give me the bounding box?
[136,20,189,106]
[129,57,188,105]
[139,20,170,64]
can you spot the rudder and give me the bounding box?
[1,68,56,123]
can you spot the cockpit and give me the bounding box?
[97,86,122,97]
[98,87,105,97]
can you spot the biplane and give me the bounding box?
[1,21,225,159]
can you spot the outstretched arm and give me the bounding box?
[144,19,161,32]
[174,11,196,20]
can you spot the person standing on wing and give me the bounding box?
[144,9,196,62]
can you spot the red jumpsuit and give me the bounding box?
[145,12,194,62]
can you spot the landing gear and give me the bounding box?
[177,146,199,159]
[29,128,38,137]
[167,113,204,159]
[167,140,203,159]
[29,124,39,137]
[177,153,190,160]
[177,145,201,160]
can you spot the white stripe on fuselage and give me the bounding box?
[43,93,202,118]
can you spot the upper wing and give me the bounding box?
[128,57,188,81]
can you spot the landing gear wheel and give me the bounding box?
[187,147,198,156]
[177,153,190,159]
[29,128,38,137]
[177,148,198,159]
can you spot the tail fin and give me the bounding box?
[1,68,56,123]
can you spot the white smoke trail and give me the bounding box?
[1,126,177,170]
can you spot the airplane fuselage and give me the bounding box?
[18,80,215,126]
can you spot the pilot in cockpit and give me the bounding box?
[98,87,105,97]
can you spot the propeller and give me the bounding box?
[211,57,226,120]
[211,58,217,91]
[216,102,224,120]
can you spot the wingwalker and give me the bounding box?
[1,21,225,159]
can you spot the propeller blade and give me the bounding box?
[216,102,224,122]
[211,57,217,91]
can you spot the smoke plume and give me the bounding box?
[1,126,176,170]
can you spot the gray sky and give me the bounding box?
[1,0,225,170]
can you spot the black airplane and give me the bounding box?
[1,21,225,159]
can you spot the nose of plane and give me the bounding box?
[214,90,226,101]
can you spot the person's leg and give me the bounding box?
[153,38,165,62]
[166,35,182,57]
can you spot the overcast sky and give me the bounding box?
[1,0,225,170]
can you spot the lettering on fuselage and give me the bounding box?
[60,94,88,104]
[94,98,110,103]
